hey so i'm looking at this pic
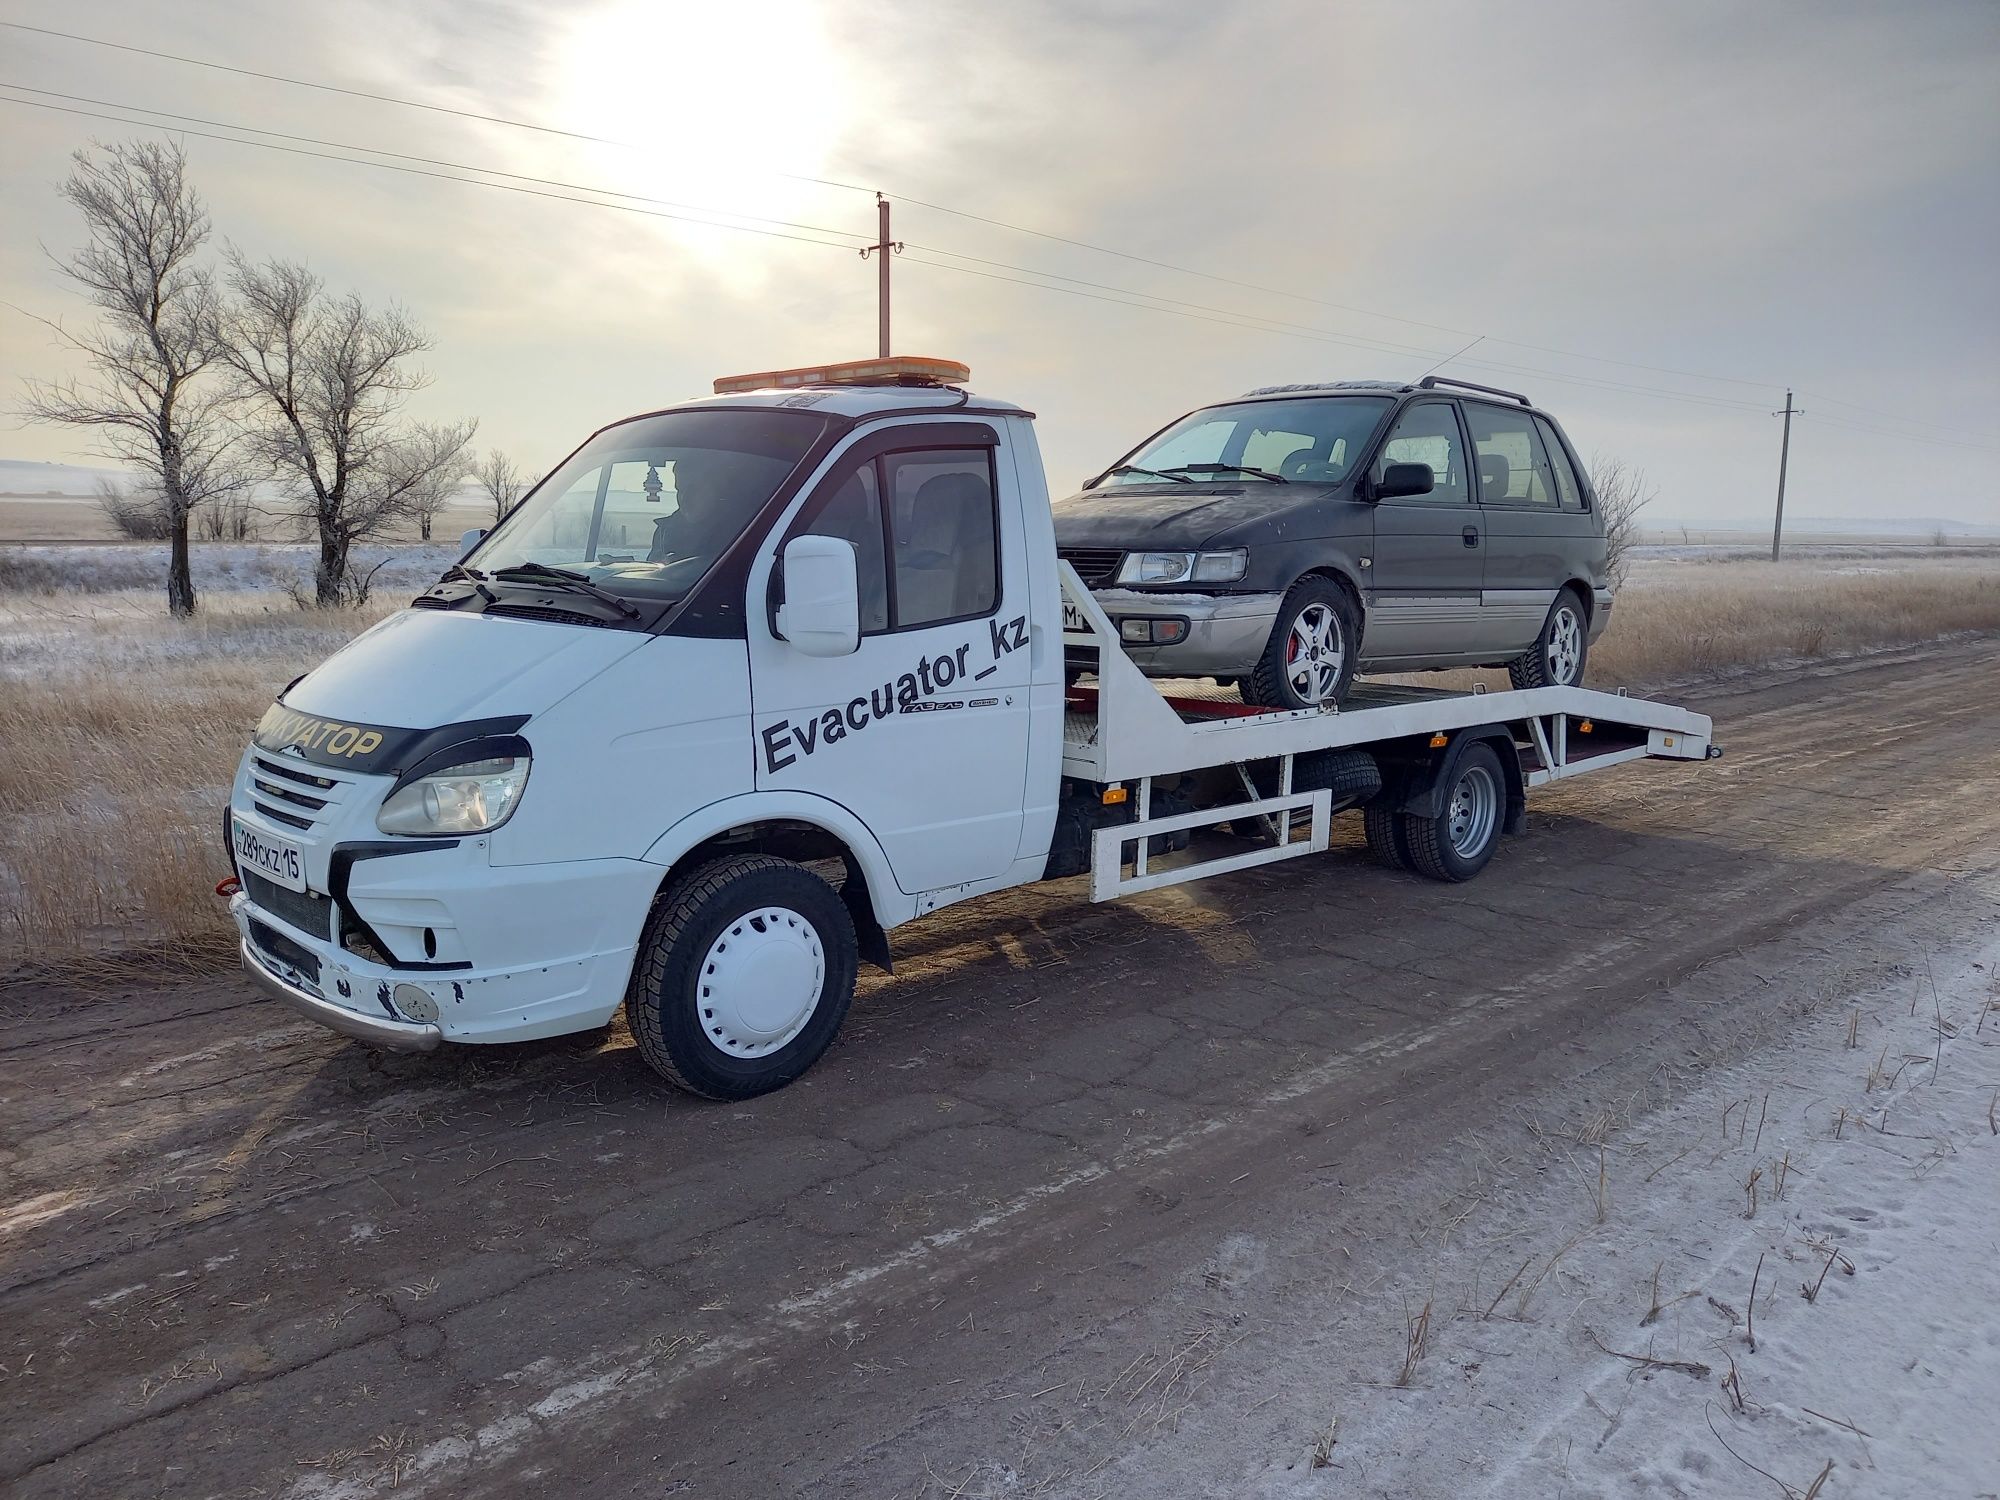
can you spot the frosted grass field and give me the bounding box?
[1,543,1997,967]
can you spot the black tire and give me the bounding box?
[1363,800,1413,870]
[1245,576,1360,711]
[1508,588,1589,690]
[625,853,858,1100]
[1240,749,1380,845]
[1400,742,1507,882]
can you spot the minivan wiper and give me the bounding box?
[1163,463,1290,483]
[1101,464,1194,484]
[491,562,642,619]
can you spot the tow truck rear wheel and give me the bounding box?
[1399,742,1506,882]
[1363,801,1413,871]
[626,853,858,1100]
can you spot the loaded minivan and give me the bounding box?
[1052,376,1611,709]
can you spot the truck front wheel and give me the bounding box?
[625,854,858,1099]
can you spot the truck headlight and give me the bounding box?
[1115,549,1247,586]
[377,756,530,836]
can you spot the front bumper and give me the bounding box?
[239,934,442,1051]
[1078,587,1284,677]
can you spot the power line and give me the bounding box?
[0,17,1792,398]
[0,92,866,253]
[0,82,872,246]
[8,81,1994,448]
[0,87,1783,418]
[0,19,877,196]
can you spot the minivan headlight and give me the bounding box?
[1115,549,1247,586]
[377,756,530,836]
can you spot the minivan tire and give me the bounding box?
[626,853,858,1100]
[1246,576,1360,711]
[1508,588,1590,690]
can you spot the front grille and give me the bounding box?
[248,917,322,985]
[247,754,352,835]
[1058,547,1124,586]
[241,870,333,939]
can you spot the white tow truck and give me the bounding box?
[224,357,1716,1098]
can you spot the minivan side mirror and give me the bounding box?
[775,535,861,657]
[458,527,487,556]
[1373,463,1435,500]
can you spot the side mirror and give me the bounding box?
[1373,462,1435,500]
[458,527,487,556]
[775,535,861,657]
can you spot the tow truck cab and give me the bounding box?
[227,358,1071,1090]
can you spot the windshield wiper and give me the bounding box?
[1100,464,1193,485]
[491,561,642,619]
[439,562,497,602]
[1162,463,1290,483]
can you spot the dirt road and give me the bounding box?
[4,639,1998,1498]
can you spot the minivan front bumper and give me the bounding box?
[1081,587,1284,676]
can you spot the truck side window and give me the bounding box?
[1463,404,1556,506]
[1373,402,1468,502]
[795,463,890,633]
[882,449,1000,628]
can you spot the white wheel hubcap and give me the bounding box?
[697,906,824,1058]
[1286,603,1345,703]
[1547,606,1582,684]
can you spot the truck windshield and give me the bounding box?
[1095,396,1392,488]
[468,408,832,600]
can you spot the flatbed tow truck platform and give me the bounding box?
[1058,563,1717,899]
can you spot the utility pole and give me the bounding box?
[1771,389,1799,562]
[858,194,902,358]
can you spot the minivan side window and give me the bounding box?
[1534,417,1587,511]
[1463,404,1556,506]
[787,447,999,635]
[1373,402,1468,503]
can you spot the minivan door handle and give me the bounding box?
[1461,525,1480,548]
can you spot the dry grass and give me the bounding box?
[2,548,1997,972]
[0,590,396,968]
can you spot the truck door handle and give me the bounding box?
[1462,526,1480,548]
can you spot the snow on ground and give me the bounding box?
[1251,933,2000,1499]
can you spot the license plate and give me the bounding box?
[1062,600,1088,633]
[234,818,306,893]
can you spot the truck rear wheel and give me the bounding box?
[625,854,858,1099]
[1400,742,1506,882]
[1363,801,1413,870]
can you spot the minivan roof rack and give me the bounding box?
[1417,375,1531,406]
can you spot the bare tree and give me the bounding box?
[92,477,173,540]
[470,449,526,524]
[221,257,472,605]
[1588,453,1655,588]
[395,422,478,542]
[19,141,245,615]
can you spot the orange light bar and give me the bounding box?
[713,356,970,395]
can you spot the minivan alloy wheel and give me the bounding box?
[1546,604,1583,685]
[1286,603,1346,704]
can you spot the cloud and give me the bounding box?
[1,0,1995,523]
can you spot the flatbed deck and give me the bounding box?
[1056,563,1716,898]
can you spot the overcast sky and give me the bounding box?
[3,0,1996,525]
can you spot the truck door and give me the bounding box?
[747,422,1034,895]
[1363,399,1486,664]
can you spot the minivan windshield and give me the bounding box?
[466,408,831,601]
[1094,396,1392,488]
